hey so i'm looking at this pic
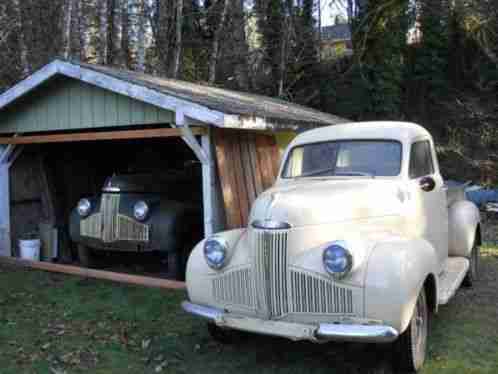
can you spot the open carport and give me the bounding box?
[0,59,346,277]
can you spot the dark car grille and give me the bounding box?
[101,193,120,242]
[80,194,149,242]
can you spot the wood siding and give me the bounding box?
[0,77,173,134]
[214,129,281,229]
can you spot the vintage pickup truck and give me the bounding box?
[182,122,481,372]
[70,170,202,278]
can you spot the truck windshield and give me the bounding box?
[282,140,402,178]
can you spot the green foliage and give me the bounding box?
[411,0,450,99]
[321,0,410,120]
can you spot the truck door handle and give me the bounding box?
[420,176,436,192]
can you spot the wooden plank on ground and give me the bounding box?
[0,127,206,145]
[0,256,186,290]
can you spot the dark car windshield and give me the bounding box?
[282,140,402,178]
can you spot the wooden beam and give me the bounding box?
[0,256,187,290]
[0,127,206,145]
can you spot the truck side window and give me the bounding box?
[409,141,434,179]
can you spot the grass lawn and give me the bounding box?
[1,247,498,374]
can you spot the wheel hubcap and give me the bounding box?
[412,293,427,369]
[472,246,478,277]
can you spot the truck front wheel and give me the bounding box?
[77,244,98,268]
[394,288,428,372]
[462,243,479,287]
[207,323,247,344]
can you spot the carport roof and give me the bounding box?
[0,59,348,131]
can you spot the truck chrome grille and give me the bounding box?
[252,229,289,319]
[213,268,254,307]
[213,229,359,318]
[101,193,120,242]
[117,215,149,242]
[290,270,354,314]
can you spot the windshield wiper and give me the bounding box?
[297,169,375,178]
[299,167,336,177]
[334,171,375,178]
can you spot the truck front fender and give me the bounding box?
[365,237,439,333]
[185,229,247,306]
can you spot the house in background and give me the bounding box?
[320,24,353,60]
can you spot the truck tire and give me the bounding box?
[462,243,479,288]
[207,323,246,344]
[78,244,97,268]
[161,251,181,280]
[394,288,428,373]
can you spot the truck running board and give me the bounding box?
[438,257,470,305]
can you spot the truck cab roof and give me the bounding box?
[292,122,432,147]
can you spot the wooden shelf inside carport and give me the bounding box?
[0,127,206,144]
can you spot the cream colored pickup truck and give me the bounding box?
[182,122,481,372]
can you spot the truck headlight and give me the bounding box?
[77,198,92,217]
[322,241,353,279]
[133,201,149,221]
[204,237,228,270]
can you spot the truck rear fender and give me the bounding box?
[448,200,481,257]
[364,237,439,333]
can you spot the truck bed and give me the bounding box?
[445,180,471,207]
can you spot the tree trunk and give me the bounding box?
[63,0,75,59]
[99,0,108,64]
[170,0,184,78]
[136,0,146,72]
[108,0,122,66]
[154,0,171,76]
[121,0,131,68]
[13,0,29,75]
[208,0,229,84]
[277,22,287,97]
[230,0,250,90]
[77,0,86,61]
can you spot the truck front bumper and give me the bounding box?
[182,301,399,344]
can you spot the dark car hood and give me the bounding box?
[102,172,196,194]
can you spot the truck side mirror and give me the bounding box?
[420,176,436,192]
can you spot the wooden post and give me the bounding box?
[175,111,215,237]
[0,153,10,257]
[201,129,215,237]
[0,145,18,257]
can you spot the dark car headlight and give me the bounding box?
[204,237,228,270]
[133,201,149,221]
[77,198,92,217]
[322,241,353,279]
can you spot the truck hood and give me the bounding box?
[249,179,404,228]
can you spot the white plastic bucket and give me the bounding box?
[19,239,41,261]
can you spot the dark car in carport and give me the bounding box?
[69,169,202,279]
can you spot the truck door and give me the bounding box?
[408,139,449,270]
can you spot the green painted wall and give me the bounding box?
[0,77,174,134]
